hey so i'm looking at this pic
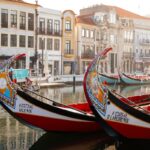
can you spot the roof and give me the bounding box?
[63,10,76,15]
[76,15,96,25]
[3,0,38,7]
[80,4,150,20]
[113,6,150,20]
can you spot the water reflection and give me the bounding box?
[40,85,86,105]
[30,132,114,150]
[119,85,150,97]
[0,85,150,149]
[0,105,44,150]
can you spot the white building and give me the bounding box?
[37,7,62,77]
[0,0,37,69]
[0,0,62,77]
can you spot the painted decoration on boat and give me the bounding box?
[86,65,107,116]
[107,111,129,123]
[0,72,16,108]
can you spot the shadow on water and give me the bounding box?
[115,139,150,150]
[30,130,150,150]
[29,131,114,150]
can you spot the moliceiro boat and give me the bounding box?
[83,47,150,139]
[0,54,101,133]
[119,72,150,85]
[99,73,120,85]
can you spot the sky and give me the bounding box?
[25,0,150,16]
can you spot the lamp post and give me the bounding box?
[41,39,44,77]
[35,0,38,76]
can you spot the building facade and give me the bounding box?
[76,15,98,74]
[0,1,150,76]
[37,7,62,77]
[0,0,37,69]
[79,4,150,74]
[61,10,76,75]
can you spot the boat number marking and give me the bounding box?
[107,111,129,123]
[19,104,33,113]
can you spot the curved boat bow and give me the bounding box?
[83,48,150,139]
[0,54,101,133]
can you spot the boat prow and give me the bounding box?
[83,47,150,139]
[0,54,101,133]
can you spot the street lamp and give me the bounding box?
[41,39,44,77]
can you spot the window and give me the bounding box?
[65,20,71,31]
[20,12,26,30]
[90,30,94,38]
[54,20,60,34]
[28,36,34,48]
[110,34,115,44]
[86,30,90,38]
[1,9,8,28]
[39,38,45,49]
[54,61,59,75]
[82,29,85,37]
[54,39,60,50]
[39,18,45,33]
[109,13,116,24]
[28,13,34,30]
[11,35,17,47]
[65,40,71,54]
[47,38,53,50]
[11,10,17,28]
[47,19,53,34]
[19,35,26,47]
[1,34,8,46]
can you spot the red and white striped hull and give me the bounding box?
[83,47,150,139]
[1,90,101,133]
[106,119,150,139]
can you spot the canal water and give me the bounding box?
[0,84,149,150]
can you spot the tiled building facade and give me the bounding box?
[0,1,150,76]
[80,4,150,74]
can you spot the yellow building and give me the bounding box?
[61,10,76,75]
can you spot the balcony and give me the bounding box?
[1,22,8,28]
[20,24,26,30]
[123,52,134,58]
[139,39,150,45]
[37,28,62,36]
[64,49,74,58]
[64,49,74,54]
[81,50,95,59]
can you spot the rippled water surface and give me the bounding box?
[0,85,149,150]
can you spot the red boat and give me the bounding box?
[0,54,101,133]
[83,47,150,139]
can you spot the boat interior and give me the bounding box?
[115,92,150,114]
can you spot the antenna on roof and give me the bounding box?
[35,0,38,5]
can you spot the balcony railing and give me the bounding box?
[20,24,26,30]
[1,22,8,28]
[139,39,150,45]
[81,50,95,59]
[64,49,74,55]
[37,28,62,36]
[139,54,150,58]
[123,52,134,58]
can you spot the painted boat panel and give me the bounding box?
[83,47,150,139]
[0,54,101,133]
[99,74,120,84]
[120,72,150,85]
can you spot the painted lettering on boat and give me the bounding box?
[19,104,33,113]
[107,111,129,123]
